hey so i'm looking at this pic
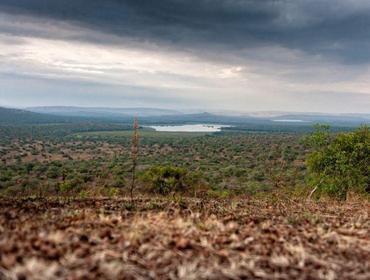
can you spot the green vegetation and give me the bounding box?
[0,119,368,200]
[0,129,307,197]
[305,125,369,200]
[0,107,74,124]
[141,165,201,195]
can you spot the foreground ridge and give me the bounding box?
[0,197,369,280]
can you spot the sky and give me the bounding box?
[0,0,370,114]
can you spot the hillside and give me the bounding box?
[0,197,368,279]
[27,106,182,119]
[0,107,78,125]
[25,107,370,127]
[270,113,370,125]
[0,107,92,125]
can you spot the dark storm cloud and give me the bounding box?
[1,0,370,63]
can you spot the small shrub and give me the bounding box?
[59,177,84,193]
[141,165,189,195]
[101,186,119,198]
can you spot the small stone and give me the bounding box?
[99,229,112,240]
[1,254,16,268]
[75,246,90,258]
[176,238,191,250]
[79,234,89,243]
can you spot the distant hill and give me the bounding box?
[27,106,182,119]
[269,113,370,125]
[141,112,261,124]
[0,107,83,125]
[211,110,370,124]
[4,106,369,127]
[142,112,369,127]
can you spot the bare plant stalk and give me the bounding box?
[130,117,139,202]
[307,178,324,200]
[308,186,318,200]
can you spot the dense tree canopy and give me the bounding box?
[306,125,369,200]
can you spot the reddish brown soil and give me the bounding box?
[0,197,369,279]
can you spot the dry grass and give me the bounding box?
[0,197,369,279]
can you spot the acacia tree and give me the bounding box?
[305,125,369,200]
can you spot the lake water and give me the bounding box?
[272,119,310,123]
[147,124,231,132]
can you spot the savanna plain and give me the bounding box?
[0,122,369,280]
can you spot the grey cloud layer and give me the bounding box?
[1,0,370,113]
[1,0,370,63]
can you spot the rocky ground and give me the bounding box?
[0,197,369,280]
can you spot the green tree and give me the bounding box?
[141,166,188,195]
[306,125,369,200]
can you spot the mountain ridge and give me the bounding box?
[2,106,369,126]
[26,106,182,118]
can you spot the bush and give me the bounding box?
[112,176,125,188]
[101,186,120,198]
[47,165,60,179]
[59,177,84,193]
[141,166,188,195]
[305,125,369,200]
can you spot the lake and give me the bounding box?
[272,119,310,123]
[147,124,231,132]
